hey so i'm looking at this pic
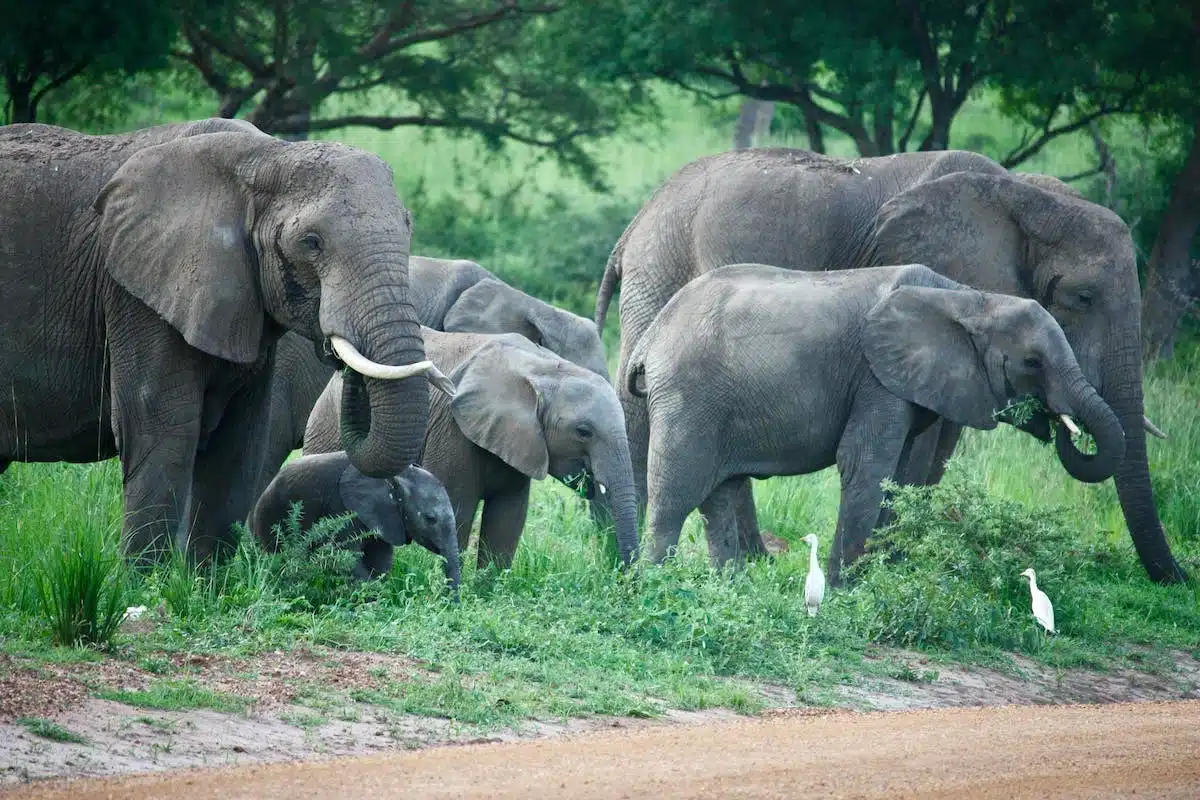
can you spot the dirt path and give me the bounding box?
[9,700,1199,799]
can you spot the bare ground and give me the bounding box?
[9,700,1200,799]
[2,641,1198,790]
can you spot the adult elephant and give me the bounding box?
[0,119,448,565]
[595,147,1185,584]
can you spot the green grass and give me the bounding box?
[95,679,255,714]
[17,717,89,744]
[1,84,1197,725]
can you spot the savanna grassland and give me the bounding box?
[1,86,1199,780]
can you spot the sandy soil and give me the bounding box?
[2,643,1198,790]
[9,700,1200,799]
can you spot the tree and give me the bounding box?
[580,1,1143,165]
[171,0,640,182]
[0,0,177,124]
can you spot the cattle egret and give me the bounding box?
[1019,568,1056,634]
[802,533,825,617]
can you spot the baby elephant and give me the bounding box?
[305,329,640,570]
[249,451,461,590]
[629,263,1125,585]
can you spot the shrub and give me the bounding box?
[267,503,367,611]
[849,467,1100,651]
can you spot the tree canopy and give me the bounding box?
[0,0,177,123]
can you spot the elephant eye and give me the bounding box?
[1023,355,1042,370]
[1075,292,1093,308]
[575,424,594,439]
[301,233,323,252]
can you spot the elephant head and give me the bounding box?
[872,169,1183,582]
[93,125,450,480]
[339,463,461,593]
[444,278,610,379]
[447,334,639,564]
[863,268,1125,483]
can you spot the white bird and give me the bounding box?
[802,533,825,617]
[1019,568,1056,635]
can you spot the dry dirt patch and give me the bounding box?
[1,644,1198,789]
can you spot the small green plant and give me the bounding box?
[992,395,1048,428]
[97,678,253,714]
[33,523,129,648]
[268,503,365,610]
[18,717,88,744]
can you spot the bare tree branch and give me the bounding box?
[1001,103,1130,168]
[897,88,926,152]
[29,59,91,107]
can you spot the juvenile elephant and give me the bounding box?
[0,119,448,565]
[628,264,1125,585]
[304,329,639,569]
[249,452,460,588]
[257,257,610,500]
[596,147,1184,584]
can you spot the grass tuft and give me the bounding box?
[17,718,89,744]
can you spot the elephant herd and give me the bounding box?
[0,119,1188,594]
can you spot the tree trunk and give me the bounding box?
[3,75,36,123]
[733,97,774,150]
[1141,115,1200,361]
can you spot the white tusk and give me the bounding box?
[598,483,607,496]
[329,336,440,381]
[1060,414,1081,436]
[1143,415,1167,440]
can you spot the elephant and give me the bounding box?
[304,328,639,569]
[255,256,609,503]
[249,451,460,588]
[0,118,451,566]
[628,263,1125,585]
[595,146,1185,584]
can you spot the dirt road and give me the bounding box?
[8,700,1199,799]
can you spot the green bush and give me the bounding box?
[267,503,367,611]
[34,522,129,648]
[850,468,1100,651]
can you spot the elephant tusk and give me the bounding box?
[1059,414,1081,436]
[329,336,441,382]
[424,364,457,398]
[1143,415,1167,440]
[598,482,607,496]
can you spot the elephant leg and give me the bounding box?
[733,479,767,559]
[106,317,206,566]
[619,387,652,520]
[644,420,718,564]
[477,481,531,570]
[0,459,8,475]
[699,478,745,569]
[924,421,963,486]
[184,373,274,564]
[828,397,913,587]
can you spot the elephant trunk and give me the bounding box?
[593,439,641,566]
[338,277,431,478]
[1101,344,1189,583]
[441,540,461,600]
[1051,366,1126,484]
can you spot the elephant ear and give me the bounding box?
[445,279,545,345]
[873,170,1070,288]
[449,339,550,479]
[863,285,999,430]
[95,130,282,364]
[338,464,406,546]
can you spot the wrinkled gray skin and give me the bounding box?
[630,264,1125,585]
[257,256,609,501]
[596,147,1185,584]
[249,451,460,589]
[0,118,433,566]
[305,329,639,568]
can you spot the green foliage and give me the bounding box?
[32,520,129,649]
[0,0,177,123]
[267,505,367,611]
[849,471,1097,651]
[96,679,254,713]
[17,718,88,744]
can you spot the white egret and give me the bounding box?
[1019,568,1056,635]
[802,533,825,617]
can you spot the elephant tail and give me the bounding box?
[594,244,623,330]
[626,332,652,399]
